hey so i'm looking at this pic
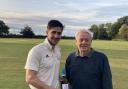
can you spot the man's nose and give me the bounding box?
[81,40,86,44]
[55,33,61,38]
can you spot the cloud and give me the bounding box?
[0,10,94,27]
[0,0,128,36]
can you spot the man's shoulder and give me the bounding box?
[93,50,108,60]
[68,52,76,57]
[66,52,76,62]
[30,43,46,52]
[93,50,106,56]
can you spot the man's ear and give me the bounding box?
[91,39,93,43]
[46,30,48,35]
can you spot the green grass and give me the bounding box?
[0,38,128,89]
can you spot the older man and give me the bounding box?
[65,29,113,89]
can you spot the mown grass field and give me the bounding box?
[0,38,128,89]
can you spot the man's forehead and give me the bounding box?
[49,28,62,32]
[78,32,91,38]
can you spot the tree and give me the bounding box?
[119,24,128,40]
[111,22,120,38]
[90,24,99,39]
[20,26,35,38]
[111,16,128,38]
[98,24,108,40]
[0,20,9,36]
[105,23,112,40]
[118,16,128,25]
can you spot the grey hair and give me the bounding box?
[75,29,93,39]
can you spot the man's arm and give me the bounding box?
[26,69,57,89]
[102,55,113,89]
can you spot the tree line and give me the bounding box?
[90,16,128,40]
[0,20,35,38]
[0,16,128,40]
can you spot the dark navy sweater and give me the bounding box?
[65,49,113,89]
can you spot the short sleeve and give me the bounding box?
[24,47,41,71]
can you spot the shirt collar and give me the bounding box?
[75,48,94,58]
[44,38,55,51]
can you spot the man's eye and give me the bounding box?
[80,39,83,42]
[80,39,89,42]
[52,31,56,34]
[57,32,61,35]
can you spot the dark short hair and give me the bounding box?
[47,20,64,30]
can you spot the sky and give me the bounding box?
[0,0,128,36]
